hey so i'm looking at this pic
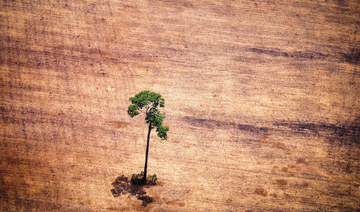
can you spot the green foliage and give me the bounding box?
[146,174,158,185]
[156,125,169,140]
[128,90,164,110]
[128,104,139,118]
[128,90,169,140]
[130,172,158,186]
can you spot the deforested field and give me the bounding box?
[1,0,360,211]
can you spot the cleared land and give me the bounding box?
[1,0,360,211]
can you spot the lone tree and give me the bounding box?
[128,91,169,184]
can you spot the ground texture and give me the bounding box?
[1,0,360,211]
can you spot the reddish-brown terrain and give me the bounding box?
[1,0,360,211]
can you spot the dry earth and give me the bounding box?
[1,0,360,211]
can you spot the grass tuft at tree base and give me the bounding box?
[131,171,158,186]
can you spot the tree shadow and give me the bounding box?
[111,175,153,207]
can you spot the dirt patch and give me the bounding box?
[296,158,309,165]
[226,198,232,203]
[254,188,267,196]
[111,175,154,207]
[271,193,278,198]
[165,200,186,207]
[260,140,287,150]
[294,181,310,189]
[275,179,288,189]
[302,182,309,187]
[108,121,130,128]
[281,167,289,173]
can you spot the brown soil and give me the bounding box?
[1,0,360,211]
[254,188,268,197]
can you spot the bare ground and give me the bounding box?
[1,0,360,211]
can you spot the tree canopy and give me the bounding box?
[128,90,169,140]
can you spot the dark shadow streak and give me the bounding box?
[274,121,360,144]
[342,48,360,65]
[183,116,359,144]
[249,47,360,65]
[183,116,270,134]
[248,47,328,60]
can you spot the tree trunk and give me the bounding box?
[143,122,152,183]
